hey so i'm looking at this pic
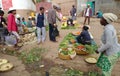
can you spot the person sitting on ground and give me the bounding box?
[16,14,24,34]
[22,17,27,26]
[67,18,74,26]
[96,10,103,18]
[22,17,29,33]
[27,16,32,28]
[76,26,91,45]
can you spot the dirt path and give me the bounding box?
[0,53,30,76]
[0,17,120,76]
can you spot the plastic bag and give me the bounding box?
[52,27,59,37]
[5,34,17,46]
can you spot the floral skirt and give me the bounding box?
[96,52,120,76]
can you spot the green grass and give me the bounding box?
[19,48,47,64]
[65,69,101,76]
[65,69,83,76]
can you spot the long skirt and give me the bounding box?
[96,52,120,76]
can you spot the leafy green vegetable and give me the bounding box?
[59,33,75,48]
[65,69,83,76]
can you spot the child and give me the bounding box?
[76,26,91,45]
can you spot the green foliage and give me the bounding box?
[61,26,76,29]
[19,48,47,64]
[65,69,101,76]
[88,71,101,76]
[65,69,83,76]
[59,33,75,48]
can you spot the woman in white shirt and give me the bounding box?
[96,13,120,76]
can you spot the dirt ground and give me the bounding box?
[0,17,120,76]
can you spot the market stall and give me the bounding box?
[58,32,98,63]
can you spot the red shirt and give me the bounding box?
[7,13,18,32]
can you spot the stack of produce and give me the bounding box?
[59,33,75,49]
[58,48,76,60]
[74,44,88,55]
[20,32,36,45]
[58,33,98,60]
[0,59,13,72]
[73,40,98,55]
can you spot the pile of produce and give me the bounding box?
[59,33,75,49]
[73,41,98,54]
[19,32,36,46]
[61,19,79,29]
[58,48,76,60]
[74,44,88,55]
[0,59,13,72]
[58,33,98,60]
[72,31,81,36]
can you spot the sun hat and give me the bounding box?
[103,13,118,23]
[8,7,16,12]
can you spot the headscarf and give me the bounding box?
[103,13,118,23]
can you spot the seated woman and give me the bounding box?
[76,26,91,45]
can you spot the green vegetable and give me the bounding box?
[65,69,83,76]
[85,45,98,54]
[60,51,69,55]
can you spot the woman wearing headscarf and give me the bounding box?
[7,7,20,46]
[96,13,120,76]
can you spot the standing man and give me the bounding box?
[36,7,47,44]
[70,5,77,20]
[47,5,61,42]
[83,4,92,25]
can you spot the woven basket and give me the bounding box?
[58,50,76,60]
[74,48,88,55]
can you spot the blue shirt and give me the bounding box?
[36,13,44,28]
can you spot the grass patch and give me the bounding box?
[65,69,101,76]
[65,69,83,76]
[19,48,47,64]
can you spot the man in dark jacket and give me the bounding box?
[47,5,61,42]
[70,5,77,20]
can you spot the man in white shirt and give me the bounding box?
[83,4,92,25]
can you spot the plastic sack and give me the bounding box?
[5,34,17,46]
[52,27,59,37]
